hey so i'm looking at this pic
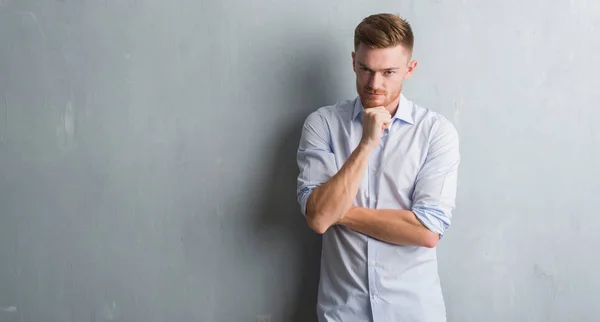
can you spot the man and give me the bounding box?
[296,13,460,322]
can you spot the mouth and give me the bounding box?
[364,89,385,96]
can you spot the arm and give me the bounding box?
[305,143,372,234]
[338,118,460,247]
[296,110,339,234]
[339,207,440,247]
[296,107,390,234]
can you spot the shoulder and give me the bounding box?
[303,98,356,127]
[411,100,459,142]
[298,99,355,150]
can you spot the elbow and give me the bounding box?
[306,212,329,234]
[310,222,329,235]
[304,193,330,234]
[421,231,440,248]
[411,208,446,248]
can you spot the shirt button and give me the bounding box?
[371,294,377,300]
[371,261,377,267]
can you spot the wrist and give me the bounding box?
[357,140,377,154]
[338,206,357,226]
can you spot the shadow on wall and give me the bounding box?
[251,38,345,321]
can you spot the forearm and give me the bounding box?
[305,143,372,234]
[339,207,440,248]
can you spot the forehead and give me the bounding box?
[354,43,410,67]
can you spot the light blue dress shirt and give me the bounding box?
[296,93,460,322]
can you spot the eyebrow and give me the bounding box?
[357,62,401,72]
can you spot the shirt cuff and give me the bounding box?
[412,206,449,236]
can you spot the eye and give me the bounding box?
[384,70,396,75]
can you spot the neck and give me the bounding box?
[385,95,401,116]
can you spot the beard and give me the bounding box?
[357,82,401,109]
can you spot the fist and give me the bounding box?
[360,107,391,150]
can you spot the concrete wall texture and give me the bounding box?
[1,0,599,321]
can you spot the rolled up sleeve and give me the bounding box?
[296,110,337,217]
[411,118,460,236]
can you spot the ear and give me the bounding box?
[351,51,356,72]
[404,59,418,80]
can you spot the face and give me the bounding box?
[352,43,417,111]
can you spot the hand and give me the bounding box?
[360,107,391,150]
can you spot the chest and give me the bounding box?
[331,121,429,208]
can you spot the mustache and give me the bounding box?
[364,87,387,95]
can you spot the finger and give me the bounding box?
[373,108,389,115]
[366,107,387,115]
[375,113,391,123]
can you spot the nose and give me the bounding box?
[368,72,383,90]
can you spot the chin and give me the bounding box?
[361,96,385,108]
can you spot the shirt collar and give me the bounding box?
[352,93,414,125]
